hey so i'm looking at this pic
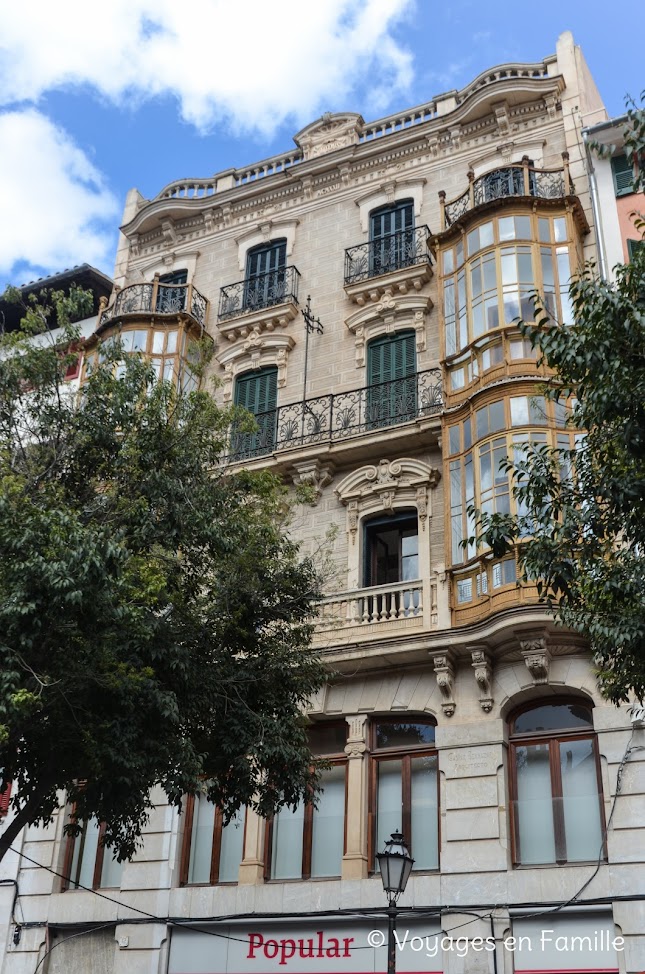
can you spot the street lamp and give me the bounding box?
[376,832,414,974]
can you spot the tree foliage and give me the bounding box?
[0,287,327,863]
[474,99,645,704]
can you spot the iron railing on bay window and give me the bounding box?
[228,368,443,460]
[99,282,208,328]
[344,225,431,285]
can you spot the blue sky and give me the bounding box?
[1,0,643,292]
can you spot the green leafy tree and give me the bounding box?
[473,98,645,704]
[0,286,326,864]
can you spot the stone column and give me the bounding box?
[342,714,369,880]
[238,808,265,884]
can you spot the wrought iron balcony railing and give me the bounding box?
[218,265,300,321]
[344,226,431,285]
[228,367,442,460]
[441,155,574,229]
[100,281,208,328]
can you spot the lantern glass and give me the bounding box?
[376,831,414,901]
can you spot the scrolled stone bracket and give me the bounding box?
[519,634,551,685]
[430,651,456,717]
[471,648,493,713]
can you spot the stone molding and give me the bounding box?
[345,294,432,366]
[336,458,441,545]
[234,219,299,272]
[217,334,295,401]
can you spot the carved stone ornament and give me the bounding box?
[336,458,441,541]
[520,635,551,685]
[431,652,456,717]
[471,649,493,713]
[291,460,335,505]
[294,112,363,161]
[345,714,368,759]
[345,294,432,366]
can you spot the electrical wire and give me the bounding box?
[10,731,644,974]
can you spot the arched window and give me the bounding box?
[370,717,438,871]
[244,239,287,313]
[369,199,414,276]
[509,699,605,865]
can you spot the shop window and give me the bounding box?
[370,718,438,871]
[367,331,416,427]
[509,700,605,865]
[64,817,123,890]
[267,723,347,881]
[369,200,415,276]
[232,366,278,458]
[244,240,287,312]
[181,798,245,885]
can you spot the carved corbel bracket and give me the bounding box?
[520,635,551,685]
[291,460,335,505]
[471,648,493,713]
[430,652,456,717]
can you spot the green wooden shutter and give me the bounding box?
[627,238,644,261]
[368,331,416,385]
[367,331,416,428]
[233,367,278,457]
[611,155,634,196]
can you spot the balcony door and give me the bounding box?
[244,240,286,312]
[156,268,188,313]
[367,330,416,428]
[370,200,414,276]
[233,366,278,458]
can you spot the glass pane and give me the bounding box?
[443,249,454,274]
[71,818,100,888]
[132,330,147,352]
[99,844,123,888]
[539,218,550,242]
[375,722,435,749]
[510,397,529,426]
[188,794,215,884]
[554,217,567,242]
[311,766,345,877]
[499,217,514,241]
[166,331,178,354]
[152,332,164,354]
[218,808,245,882]
[449,425,460,455]
[411,756,438,869]
[309,723,347,755]
[515,744,556,863]
[560,739,602,861]
[163,359,175,383]
[457,578,472,602]
[515,216,531,239]
[514,703,593,734]
[376,760,402,861]
[271,803,304,879]
[479,222,494,248]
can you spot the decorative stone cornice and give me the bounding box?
[218,334,295,400]
[294,113,363,160]
[345,293,432,367]
[430,651,456,717]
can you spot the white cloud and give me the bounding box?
[0,109,119,280]
[0,0,415,134]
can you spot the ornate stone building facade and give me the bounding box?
[1,31,643,974]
